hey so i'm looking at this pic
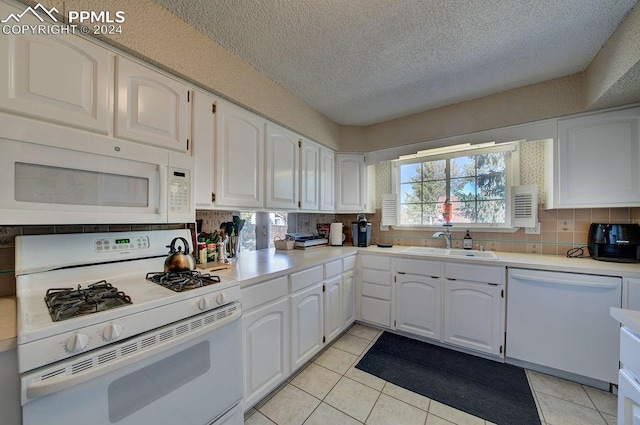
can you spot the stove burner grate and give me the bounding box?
[146,270,221,292]
[44,280,132,322]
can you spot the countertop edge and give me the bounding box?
[611,308,640,336]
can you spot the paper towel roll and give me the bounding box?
[330,223,344,246]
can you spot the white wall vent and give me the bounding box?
[381,194,398,226]
[511,185,537,228]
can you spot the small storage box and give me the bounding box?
[274,236,294,250]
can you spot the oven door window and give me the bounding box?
[15,162,149,207]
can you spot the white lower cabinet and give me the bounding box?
[359,255,393,327]
[290,265,325,371]
[342,270,356,328]
[242,296,289,409]
[324,275,343,343]
[443,262,505,357]
[396,274,443,340]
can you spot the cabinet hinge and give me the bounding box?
[499,345,503,354]
[187,91,190,102]
[322,336,326,343]
[501,289,504,298]
[211,193,216,203]
[212,103,216,113]
[298,139,302,148]
[322,284,326,292]
[393,320,396,327]
[186,138,189,151]
[298,201,301,208]
[394,275,396,282]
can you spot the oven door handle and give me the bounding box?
[24,306,240,402]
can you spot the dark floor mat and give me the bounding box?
[355,332,541,425]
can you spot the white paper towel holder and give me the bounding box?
[330,223,345,246]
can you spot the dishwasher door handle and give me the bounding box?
[509,273,620,289]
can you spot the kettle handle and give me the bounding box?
[167,237,190,255]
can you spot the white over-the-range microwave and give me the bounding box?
[0,114,194,225]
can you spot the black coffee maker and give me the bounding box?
[351,213,372,247]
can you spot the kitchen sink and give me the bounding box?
[401,246,498,259]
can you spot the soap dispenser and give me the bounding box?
[463,230,473,250]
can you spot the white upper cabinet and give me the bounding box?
[266,123,299,209]
[547,107,640,208]
[214,100,265,209]
[0,3,110,134]
[319,147,335,211]
[192,90,218,208]
[335,154,366,212]
[300,139,320,211]
[115,56,191,152]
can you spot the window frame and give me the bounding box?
[392,142,520,230]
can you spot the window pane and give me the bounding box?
[477,174,506,200]
[422,160,446,180]
[240,212,256,251]
[451,156,474,178]
[400,164,421,183]
[400,182,421,203]
[422,180,446,203]
[451,177,475,197]
[400,204,423,225]
[477,200,506,223]
[451,201,475,223]
[477,152,506,174]
[268,212,288,248]
[423,203,440,225]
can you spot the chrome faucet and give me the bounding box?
[432,229,452,249]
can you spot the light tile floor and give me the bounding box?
[244,323,618,425]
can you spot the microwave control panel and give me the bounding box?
[169,167,191,214]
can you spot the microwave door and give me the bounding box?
[0,138,168,225]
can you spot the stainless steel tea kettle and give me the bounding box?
[164,237,195,272]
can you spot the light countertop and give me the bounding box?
[611,308,640,336]
[215,244,640,289]
[0,296,16,353]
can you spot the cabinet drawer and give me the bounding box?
[361,255,391,271]
[290,265,323,292]
[621,326,640,376]
[361,297,391,327]
[362,269,392,286]
[324,259,343,278]
[396,258,442,277]
[445,262,504,285]
[241,276,288,311]
[343,255,356,271]
[361,282,392,300]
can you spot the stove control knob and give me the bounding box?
[216,293,226,305]
[102,323,123,342]
[198,297,210,311]
[65,333,89,353]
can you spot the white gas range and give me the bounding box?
[15,229,243,425]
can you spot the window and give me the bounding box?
[240,212,288,251]
[395,143,517,227]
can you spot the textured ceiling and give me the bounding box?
[155,0,638,126]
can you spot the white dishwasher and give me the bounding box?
[506,268,622,385]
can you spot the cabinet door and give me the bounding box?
[319,147,335,211]
[214,100,264,208]
[300,139,319,211]
[192,90,218,208]
[343,270,355,328]
[115,57,190,152]
[555,107,640,207]
[266,123,299,209]
[396,274,443,341]
[243,297,289,409]
[0,16,110,133]
[290,283,324,371]
[335,154,366,212]
[443,281,504,357]
[324,275,343,343]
